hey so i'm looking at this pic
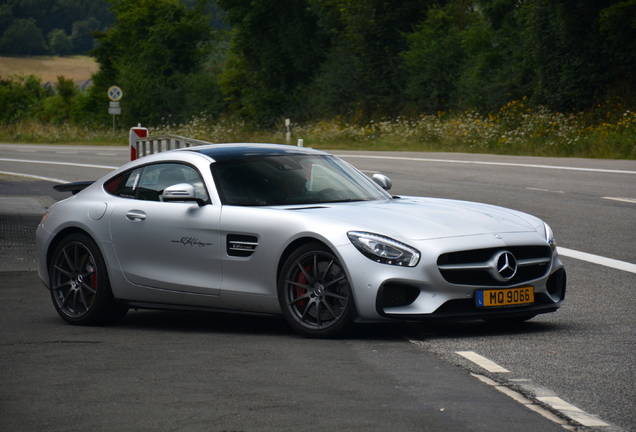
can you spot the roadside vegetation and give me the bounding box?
[1,0,635,159]
[2,103,634,159]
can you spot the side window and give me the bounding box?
[104,163,209,203]
[104,168,143,199]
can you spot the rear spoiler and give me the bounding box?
[53,181,94,195]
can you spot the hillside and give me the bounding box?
[0,56,99,83]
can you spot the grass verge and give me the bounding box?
[1,104,635,159]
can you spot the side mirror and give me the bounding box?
[372,173,392,191]
[162,183,205,206]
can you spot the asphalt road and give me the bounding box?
[1,143,634,432]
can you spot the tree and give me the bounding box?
[402,4,468,113]
[90,0,217,126]
[48,29,73,56]
[70,18,100,54]
[217,0,330,125]
[306,0,431,120]
[0,0,114,56]
[600,0,636,106]
[0,17,47,55]
[456,0,535,112]
[522,0,613,111]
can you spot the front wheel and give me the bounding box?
[49,233,127,325]
[278,243,353,338]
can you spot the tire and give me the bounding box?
[49,233,127,325]
[278,242,353,338]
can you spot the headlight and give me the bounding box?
[347,231,420,267]
[543,222,557,252]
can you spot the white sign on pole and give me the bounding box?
[108,86,122,132]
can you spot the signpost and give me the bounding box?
[108,86,123,132]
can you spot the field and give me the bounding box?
[0,56,98,83]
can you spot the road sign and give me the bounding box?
[108,107,121,115]
[108,86,123,101]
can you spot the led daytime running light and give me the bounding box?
[348,231,420,267]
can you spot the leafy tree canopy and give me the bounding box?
[0,0,113,55]
[89,0,218,126]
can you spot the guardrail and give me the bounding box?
[135,134,213,158]
[128,125,305,161]
[129,126,213,161]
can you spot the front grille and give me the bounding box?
[437,246,552,286]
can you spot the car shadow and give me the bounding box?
[99,309,565,341]
[118,309,295,336]
[114,309,411,341]
[403,318,565,340]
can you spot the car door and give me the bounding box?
[108,162,222,295]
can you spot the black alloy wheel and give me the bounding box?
[278,242,353,338]
[49,233,127,325]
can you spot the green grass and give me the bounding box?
[2,103,635,159]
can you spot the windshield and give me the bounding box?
[212,154,391,206]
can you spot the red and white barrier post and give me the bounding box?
[129,124,148,161]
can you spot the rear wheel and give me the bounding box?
[49,233,127,325]
[278,243,353,338]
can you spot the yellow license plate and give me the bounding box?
[476,287,534,307]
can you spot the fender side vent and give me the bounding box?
[227,234,258,257]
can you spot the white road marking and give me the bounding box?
[462,360,611,428]
[409,343,617,429]
[526,187,565,194]
[558,247,636,274]
[0,158,118,170]
[602,196,636,204]
[455,351,510,373]
[0,143,128,152]
[338,154,636,175]
[537,396,609,427]
[471,374,579,428]
[0,171,66,183]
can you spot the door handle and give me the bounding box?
[125,210,147,221]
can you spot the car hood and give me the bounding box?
[291,197,540,241]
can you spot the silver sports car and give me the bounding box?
[36,144,566,337]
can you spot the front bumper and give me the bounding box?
[339,232,566,323]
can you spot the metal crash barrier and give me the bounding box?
[129,126,213,161]
[129,125,305,161]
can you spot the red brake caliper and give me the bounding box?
[295,264,312,310]
[87,262,97,292]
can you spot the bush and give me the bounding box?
[0,75,51,124]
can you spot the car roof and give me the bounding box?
[183,143,329,162]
